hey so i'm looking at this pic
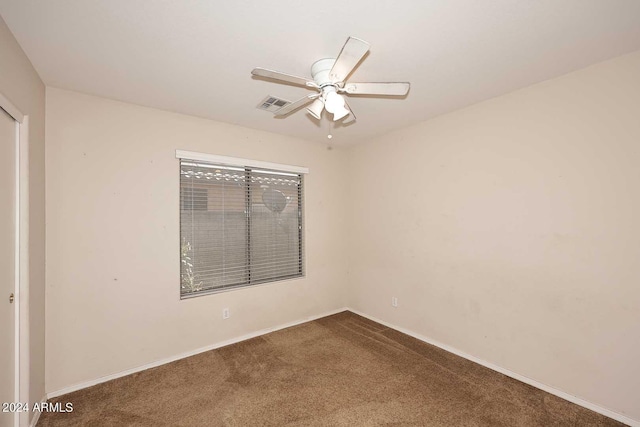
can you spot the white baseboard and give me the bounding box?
[347,308,638,427]
[46,307,348,400]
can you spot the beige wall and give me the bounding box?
[0,14,46,417]
[45,88,350,393]
[347,50,640,421]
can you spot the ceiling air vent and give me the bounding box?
[257,95,291,113]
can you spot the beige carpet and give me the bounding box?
[38,311,623,426]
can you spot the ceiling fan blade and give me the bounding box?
[329,37,370,83]
[343,82,410,96]
[252,67,315,88]
[342,99,356,124]
[274,94,319,116]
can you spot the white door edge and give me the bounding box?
[18,117,30,427]
[1,92,29,427]
[13,119,20,427]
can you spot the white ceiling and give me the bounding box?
[1,1,640,145]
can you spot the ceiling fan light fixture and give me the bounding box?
[333,106,351,122]
[323,91,342,113]
[324,91,349,121]
[332,105,349,121]
[306,98,324,120]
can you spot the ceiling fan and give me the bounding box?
[251,37,410,125]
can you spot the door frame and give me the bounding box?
[0,91,30,427]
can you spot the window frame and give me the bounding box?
[177,150,308,299]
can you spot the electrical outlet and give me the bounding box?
[222,308,230,319]
[392,297,398,308]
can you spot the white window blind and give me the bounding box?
[179,156,304,298]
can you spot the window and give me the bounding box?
[178,152,305,298]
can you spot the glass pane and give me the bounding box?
[180,164,249,294]
[249,170,302,283]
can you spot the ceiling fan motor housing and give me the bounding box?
[311,58,342,103]
[311,58,337,86]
